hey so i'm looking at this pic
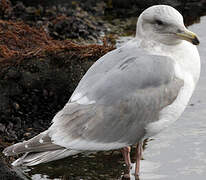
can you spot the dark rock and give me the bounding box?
[0,94,9,110]
[4,68,21,80]
[0,123,6,132]
[104,0,206,24]
[49,14,101,41]
[0,0,12,19]
[12,1,26,18]
[4,82,22,96]
[13,117,22,129]
[0,158,24,180]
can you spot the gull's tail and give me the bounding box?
[3,130,80,166]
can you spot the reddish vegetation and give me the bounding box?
[0,19,114,66]
[0,18,114,145]
[0,0,12,14]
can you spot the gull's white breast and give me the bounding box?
[145,41,200,138]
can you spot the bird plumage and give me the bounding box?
[3,5,200,171]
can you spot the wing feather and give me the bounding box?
[49,42,184,151]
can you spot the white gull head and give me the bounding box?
[136,5,199,46]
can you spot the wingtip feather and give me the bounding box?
[2,142,25,156]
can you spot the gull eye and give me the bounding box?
[155,19,164,25]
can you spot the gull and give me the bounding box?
[3,5,200,178]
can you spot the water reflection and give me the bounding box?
[26,151,125,179]
[21,15,206,180]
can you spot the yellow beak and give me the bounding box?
[176,29,200,45]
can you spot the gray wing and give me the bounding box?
[48,41,184,151]
[70,40,142,100]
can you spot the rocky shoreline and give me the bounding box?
[0,0,206,179]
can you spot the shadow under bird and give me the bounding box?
[3,5,200,178]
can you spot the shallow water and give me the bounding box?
[16,16,206,180]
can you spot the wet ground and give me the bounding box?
[11,14,206,180]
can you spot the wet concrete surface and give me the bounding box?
[16,15,206,180]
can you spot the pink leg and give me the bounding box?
[121,146,131,178]
[135,142,143,177]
